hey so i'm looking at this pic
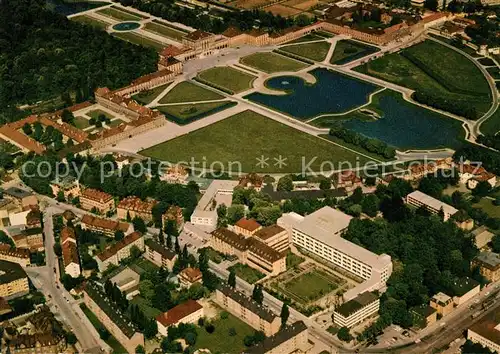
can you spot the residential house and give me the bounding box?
[117,196,157,222]
[80,214,131,237]
[80,188,115,215]
[50,176,81,201]
[473,251,500,282]
[144,239,177,270]
[96,232,145,272]
[178,267,202,287]
[430,292,454,317]
[61,227,80,278]
[10,228,44,252]
[234,218,262,237]
[156,300,204,337]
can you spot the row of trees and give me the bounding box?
[0,0,158,124]
[477,133,500,151]
[329,127,397,159]
[412,91,479,120]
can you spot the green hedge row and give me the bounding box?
[193,77,234,95]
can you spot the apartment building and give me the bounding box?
[162,205,184,230]
[451,277,480,306]
[234,218,262,237]
[117,196,157,222]
[0,244,31,267]
[190,180,239,230]
[410,305,437,329]
[211,228,286,276]
[7,333,66,354]
[473,251,500,282]
[278,207,392,301]
[61,227,80,278]
[156,299,204,337]
[246,321,309,354]
[405,190,458,222]
[216,284,280,336]
[84,282,144,353]
[144,239,177,270]
[4,187,38,208]
[80,214,131,237]
[80,188,115,214]
[50,176,81,200]
[96,232,144,272]
[10,228,44,252]
[254,225,289,253]
[430,292,454,316]
[333,292,380,328]
[0,198,20,228]
[467,309,500,353]
[0,260,29,299]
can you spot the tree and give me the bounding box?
[132,216,147,233]
[166,234,173,249]
[65,332,77,345]
[152,283,172,312]
[280,303,289,327]
[130,245,142,260]
[228,270,236,288]
[277,175,294,191]
[361,194,379,217]
[337,326,352,342]
[56,190,65,202]
[227,205,245,225]
[491,234,500,253]
[22,123,32,135]
[135,345,146,354]
[54,243,62,257]
[229,327,237,336]
[472,181,492,197]
[319,178,332,190]
[158,228,165,244]
[126,211,131,222]
[114,230,124,241]
[252,285,264,305]
[175,236,181,254]
[61,109,75,125]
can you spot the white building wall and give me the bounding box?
[333,299,380,328]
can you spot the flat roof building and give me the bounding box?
[406,190,458,221]
[278,207,392,301]
[430,292,453,317]
[246,321,309,354]
[333,292,379,328]
[254,225,289,253]
[468,308,500,353]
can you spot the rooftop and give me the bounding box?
[84,282,138,338]
[254,225,286,240]
[81,214,130,233]
[156,299,203,327]
[145,239,177,260]
[0,244,30,259]
[97,232,142,261]
[407,190,458,216]
[117,196,157,213]
[62,241,79,267]
[81,188,113,203]
[218,284,277,322]
[184,30,213,41]
[179,267,202,282]
[246,321,307,354]
[235,218,261,232]
[450,277,480,297]
[61,226,76,245]
[410,304,437,318]
[431,292,452,305]
[4,187,33,199]
[335,291,379,317]
[0,260,28,284]
[475,251,500,269]
[469,308,500,345]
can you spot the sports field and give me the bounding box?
[281,268,344,304]
[355,40,492,116]
[112,32,165,51]
[158,81,224,104]
[197,67,256,94]
[139,110,371,173]
[240,52,309,73]
[143,21,187,41]
[280,41,331,62]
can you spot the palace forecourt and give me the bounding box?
[278,206,392,301]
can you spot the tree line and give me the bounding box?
[329,126,397,159]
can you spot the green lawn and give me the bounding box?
[228,263,265,284]
[199,247,224,263]
[481,108,500,135]
[97,7,142,21]
[80,303,128,354]
[132,83,172,104]
[280,41,331,62]
[112,32,165,51]
[72,14,110,30]
[487,67,500,80]
[197,67,256,94]
[144,21,187,41]
[130,296,162,318]
[158,81,224,104]
[240,52,309,73]
[74,116,90,129]
[355,40,492,116]
[286,252,305,268]
[282,269,340,302]
[194,313,255,354]
[157,101,233,123]
[330,39,379,65]
[139,110,371,173]
[87,109,114,121]
[474,198,500,218]
[134,258,160,273]
[285,33,325,44]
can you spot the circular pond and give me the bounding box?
[112,21,141,31]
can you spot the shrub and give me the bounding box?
[220,311,229,319]
[205,324,215,333]
[228,327,237,336]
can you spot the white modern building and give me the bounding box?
[405,190,458,221]
[278,207,392,301]
[333,292,380,328]
[190,180,239,230]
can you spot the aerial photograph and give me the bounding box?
[1,0,500,352]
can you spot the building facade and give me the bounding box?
[0,245,31,267]
[430,292,454,316]
[405,190,458,222]
[473,251,500,282]
[333,292,380,328]
[117,196,157,222]
[96,232,145,272]
[80,188,115,214]
[156,300,204,337]
[0,260,29,299]
[246,321,309,354]
[80,214,131,237]
[144,239,177,270]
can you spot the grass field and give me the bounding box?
[330,39,379,65]
[139,110,371,173]
[487,67,500,80]
[72,14,110,30]
[481,108,500,135]
[159,81,224,104]
[197,67,256,94]
[228,263,265,284]
[132,83,171,104]
[134,258,160,273]
[280,41,331,62]
[285,33,324,44]
[282,269,340,303]
[87,109,114,121]
[286,252,305,268]
[80,304,127,353]
[74,116,90,129]
[193,313,255,354]
[112,32,165,51]
[97,7,142,21]
[143,21,187,41]
[240,52,309,73]
[474,198,500,218]
[130,296,161,318]
[355,40,492,116]
[157,101,233,121]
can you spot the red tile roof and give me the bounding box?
[81,214,130,233]
[156,299,202,327]
[62,241,79,267]
[235,218,261,232]
[179,267,202,282]
[97,232,142,261]
[81,188,114,203]
[61,227,76,245]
